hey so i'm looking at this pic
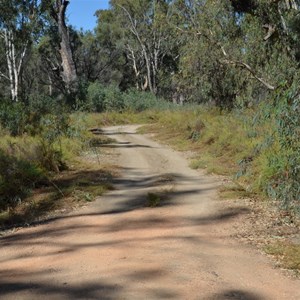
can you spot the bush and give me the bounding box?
[266,86,300,209]
[0,101,27,136]
[87,82,125,112]
[87,82,174,113]
[0,150,45,210]
[0,112,88,210]
[123,89,172,112]
[87,82,106,112]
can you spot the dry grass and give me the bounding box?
[265,242,300,274]
[0,155,118,229]
[219,184,253,200]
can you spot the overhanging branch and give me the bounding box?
[221,59,275,90]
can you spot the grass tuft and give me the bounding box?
[147,192,162,207]
[265,242,300,273]
[219,184,253,199]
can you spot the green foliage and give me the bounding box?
[87,82,124,112]
[0,149,45,210]
[266,85,300,208]
[147,192,161,208]
[87,82,173,113]
[123,89,172,112]
[86,82,106,112]
[102,84,124,112]
[0,109,96,212]
[0,101,27,135]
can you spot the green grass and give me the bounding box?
[140,109,258,176]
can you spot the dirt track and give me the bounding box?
[0,125,299,300]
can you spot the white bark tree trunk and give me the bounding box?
[1,29,28,102]
[118,4,168,95]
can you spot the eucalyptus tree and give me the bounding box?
[107,0,176,94]
[41,0,78,94]
[168,0,300,107]
[0,0,41,102]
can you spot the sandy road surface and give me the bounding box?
[0,125,299,300]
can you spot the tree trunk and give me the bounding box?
[4,29,17,101]
[52,0,78,93]
[2,29,27,102]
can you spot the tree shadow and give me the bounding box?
[89,128,138,136]
[0,168,116,231]
[0,279,122,300]
[188,207,250,225]
[98,143,153,149]
[0,196,254,299]
[0,127,259,299]
[211,289,263,300]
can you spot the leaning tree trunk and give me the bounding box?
[53,0,78,93]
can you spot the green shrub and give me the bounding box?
[25,95,64,134]
[0,101,27,136]
[87,82,173,113]
[37,114,73,172]
[0,150,45,209]
[123,89,171,112]
[103,84,124,112]
[87,82,106,112]
[266,86,300,209]
[87,82,125,112]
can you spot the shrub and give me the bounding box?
[87,82,173,113]
[123,89,170,112]
[87,82,125,112]
[266,86,300,209]
[103,84,124,112]
[0,101,27,136]
[87,82,106,112]
[0,149,45,210]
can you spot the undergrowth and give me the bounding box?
[0,112,113,226]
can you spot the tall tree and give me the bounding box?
[108,0,175,94]
[0,0,40,102]
[43,0,78,94]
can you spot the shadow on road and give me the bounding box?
[0,277,122,300]
[0,128,260,300]
[211,289,263,300]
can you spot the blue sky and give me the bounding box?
[67,0,110,31]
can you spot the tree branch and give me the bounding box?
[0,70,9,80]
[263,24,277,41]
[221,59,275,90]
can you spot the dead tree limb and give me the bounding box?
[221,59,275,90]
